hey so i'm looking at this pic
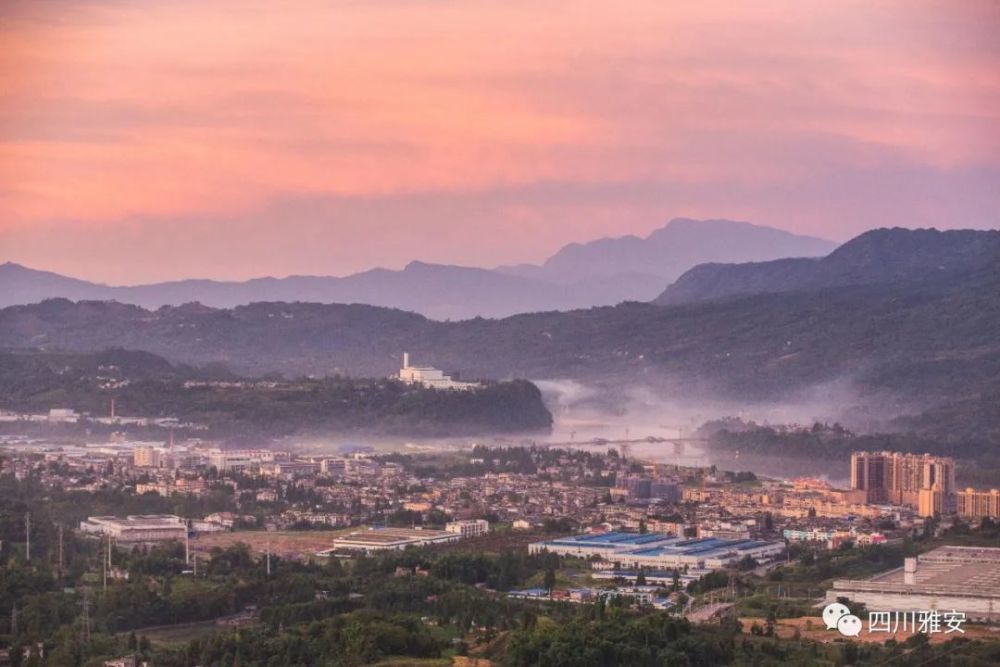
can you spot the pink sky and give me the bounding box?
[1,0,998,283]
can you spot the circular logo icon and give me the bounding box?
[822,602,851,630]
[837,614,863,637]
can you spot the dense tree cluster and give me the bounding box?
[0,349,553,438]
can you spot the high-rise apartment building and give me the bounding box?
[850,451,955,513]
[133,446,161,468]
[956,488,1000,520]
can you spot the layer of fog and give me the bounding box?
[529,377,909,486]
[533,376,892,440]
[287,376,913,486]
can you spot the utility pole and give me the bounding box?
[57,523,64,578]
[24,512,30,562]
[10,603,17,636]
[102,537,107,593]
[266,537,271,576]
[81,594,91,645]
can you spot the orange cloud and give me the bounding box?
[0,0,997,281]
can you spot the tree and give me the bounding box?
[635,570,646,586]
[543,568,556,596]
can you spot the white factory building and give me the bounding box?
[208,449,276,473]
[398,352,479,391]
[829,546,1000,622]
[446,519,490,538]
[79,515,187,544]
[328,527,462,553]
[530,532,784,570]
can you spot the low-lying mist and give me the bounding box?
[532,376,906,441]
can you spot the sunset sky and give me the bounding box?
[1,0,998,283]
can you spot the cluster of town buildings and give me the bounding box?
[0,407,205,430]
[849,450,999,522]
[3,433,999,620]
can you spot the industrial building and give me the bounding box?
[261,461,321,479]
[398,352,479,391]
[529,531,675,558]
[208,449,275,473]
[330,527,461,553]
[446,519,489,538]
[528,532,784,570]
[829,546,1000,621]
[79,515,187,544]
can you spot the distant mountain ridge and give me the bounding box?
[3,226,998,451]
[508,218,835,283]
[0,218,836,319]
[1,253,996,403]
[655,227,1000,305]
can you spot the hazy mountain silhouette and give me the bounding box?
[655,228,1000,305]
[1,218,835,319]
[1,250,995,403]
[3,230,998,447]
[502,218,836,284]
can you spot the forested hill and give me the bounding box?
[0,349,553,437]
[2,265,997,404]
[656,227,1000,305]
[2,267,999,448]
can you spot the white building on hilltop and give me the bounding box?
[398,352,479,391]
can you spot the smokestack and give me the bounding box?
[403,352,410,368]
